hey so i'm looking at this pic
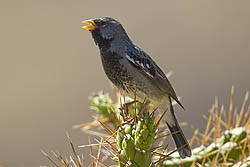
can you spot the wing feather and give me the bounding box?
[125,45,184,109]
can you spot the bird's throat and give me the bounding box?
[91,29,113,50]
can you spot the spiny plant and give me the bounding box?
[43,86,250,167]
[77,91,177,167]
[42,91,174,167]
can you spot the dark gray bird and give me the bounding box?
[82,17,191,158]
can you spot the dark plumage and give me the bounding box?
[82,17,191,158]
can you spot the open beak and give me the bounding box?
[82,19,96,31]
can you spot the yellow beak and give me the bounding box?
[81,19,96,31]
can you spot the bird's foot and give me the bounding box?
[120,100,137,116]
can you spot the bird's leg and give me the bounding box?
[138,98,151,116]
[121,100,137,116]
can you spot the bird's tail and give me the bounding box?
[164,97,192,159]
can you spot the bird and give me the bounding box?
[82,17,191,159]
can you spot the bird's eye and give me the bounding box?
[99,21,107,26]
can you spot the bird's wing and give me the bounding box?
[125,45,184,109]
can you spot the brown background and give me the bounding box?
[0,1,249,167]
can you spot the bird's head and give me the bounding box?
[82,17,129,48]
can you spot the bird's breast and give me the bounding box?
[100,50,134,92]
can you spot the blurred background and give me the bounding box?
[0,0,249,166]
